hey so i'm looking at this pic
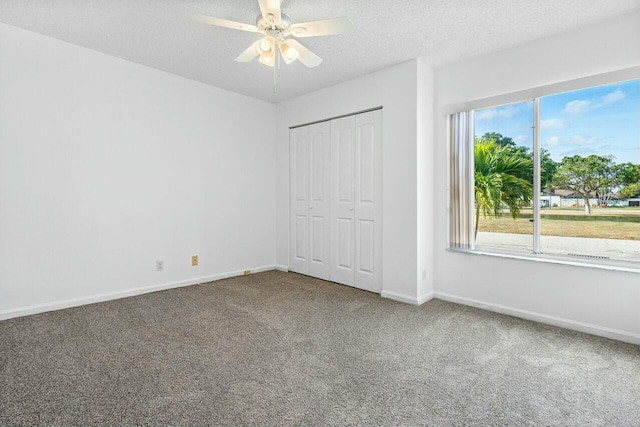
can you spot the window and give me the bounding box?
[449,79,640,269]
[474,100,534,253]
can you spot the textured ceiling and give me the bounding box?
[1,0,640,103]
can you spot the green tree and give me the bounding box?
[614,163,640,184]
[474,140,533,239]
[616,163,640,199]
[540,148,558,191]
[552,155,615,214]
[619,182,640,199]
[479,132,515,148]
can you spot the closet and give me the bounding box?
[289,109,382,293]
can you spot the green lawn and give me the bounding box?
[478,207,640,240]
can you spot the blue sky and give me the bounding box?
[475,80,640,164]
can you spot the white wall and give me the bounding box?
[417,60,435,300]
[0,23,277,318]
[276,60,435,303]
[433,11,640,344]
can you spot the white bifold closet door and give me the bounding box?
[289,121,331,280]
[330,110,382,292]
[290,109,382,293]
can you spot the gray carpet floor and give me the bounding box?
[1,271,639,426]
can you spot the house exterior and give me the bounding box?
[541,190,598,208]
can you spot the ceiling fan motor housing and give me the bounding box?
[256,13,293,38]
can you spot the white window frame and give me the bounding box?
[446,66,640,274]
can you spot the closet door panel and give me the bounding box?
[354,110,382,292]
[294,215,307,259]
[289,126,309,275]
[337,218,353,268]
[308,121,331,280]
[330,116,356,286]
[311,217,324,259]
[357,219,375,273]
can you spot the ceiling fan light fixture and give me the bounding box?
[278,40,299,64]
[258,52,275,67]
[256,36,274,56]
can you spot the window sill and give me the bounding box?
[447,246,640,274]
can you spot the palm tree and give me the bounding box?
[474,140,533,239]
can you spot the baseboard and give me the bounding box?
[381,290,434,306]
[434,292,640,346]
[274,265,289,272]
[417,291,435,305]
[0,265,278,321]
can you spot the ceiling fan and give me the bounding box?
[193,0,353,69]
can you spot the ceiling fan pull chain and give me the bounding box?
[277,41,283,79]
[273,52,278,92]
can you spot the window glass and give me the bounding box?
[473,101,534,252]
[540,81,640,263]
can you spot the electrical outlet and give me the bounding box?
[156,261,164,271]
[192,255,198,266]
[244,269,251,275]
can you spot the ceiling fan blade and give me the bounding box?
[289,17,353,38]
[258,0,282,25]
[192,14,260,33]
[235,41,260,63]
[285,39,322,68]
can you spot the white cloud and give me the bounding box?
[562,100,591,115]
[541,135,600,148]
[545,136,559,146]
[571,135,598,145]
[601,88,625,104]
[475,109,497,121]
[561,88,626,115]
[475,105,519,121]
[540,118,565,130]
